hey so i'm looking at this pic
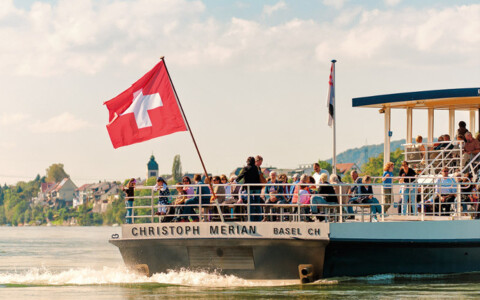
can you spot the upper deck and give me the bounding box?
[352,87,480,175]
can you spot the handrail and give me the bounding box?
[122,181,480,224]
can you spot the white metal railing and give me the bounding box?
[122,180,480,224]
[403,140,464,176]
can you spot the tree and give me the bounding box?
[317,160,333,174]
[361,148,404,178]
[46,163,69,182]
[172,155,182,183]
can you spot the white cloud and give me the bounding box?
[0,1,478,76]
[0,141,16,149]
[29,112,89,133]
[262,1,287,16]
[323,0,346,10]
[1,113,30,125]
[385,0,402,6]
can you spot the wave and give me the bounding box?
[0,267,318,287]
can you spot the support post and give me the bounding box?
[449,108,455,139]
[384,107,391,164]
[406,107,413,144]
[428,108,434,143]
[470,109,476,134]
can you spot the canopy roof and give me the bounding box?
[352,88,480,110]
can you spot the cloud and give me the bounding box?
[262,1,287,16]
[0,141,16,149]
[323,0,346,10]
[0,1,478,75]
[385,0,402,6]
[29,112,90,133]
[1,113,30,125]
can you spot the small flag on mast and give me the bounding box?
[327,60,336,127]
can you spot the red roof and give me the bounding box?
[336,163,357,174]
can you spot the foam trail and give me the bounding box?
[0,267,301,287]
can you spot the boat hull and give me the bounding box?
[110,220,480,280]
[111,238,328,279]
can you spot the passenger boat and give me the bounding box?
[110,88,480,283]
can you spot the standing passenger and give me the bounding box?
[382,162,394,213]
[236,156,262,221]
[123,178,136,224]
[399,161,417,215]
[154,177,170,217]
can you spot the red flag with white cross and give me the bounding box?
[104,60,187,149]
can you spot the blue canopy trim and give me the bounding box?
[352,88,480,107]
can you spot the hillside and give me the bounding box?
[326,139,406,168]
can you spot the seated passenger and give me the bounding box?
[434,167,456,216]
[416,135,426,160]
[298,184,311,220]
[346,170,363,219]
[457,121,469,137]
[311,173,338,215]
[172,183,187,222]
[357,175,382,221]
[263,171,286,221]
[462,132,480,168]
[291,174,308,204]
[181,174,211,221]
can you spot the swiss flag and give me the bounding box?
[104,60,187,149]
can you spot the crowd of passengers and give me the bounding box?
[409,121,480,169]
[121,122,480,223]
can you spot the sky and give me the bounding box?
[0,0,479,185]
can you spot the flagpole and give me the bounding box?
[331,59,337,175]
[160,56,224,222]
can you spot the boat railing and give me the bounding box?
[403,140,463,176]
[123,179,480,224]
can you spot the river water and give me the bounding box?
[1,226,479,299]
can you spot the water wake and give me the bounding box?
[0,267,303,287]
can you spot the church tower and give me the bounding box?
[147,155,159,179]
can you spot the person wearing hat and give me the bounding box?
[154,177,171,219]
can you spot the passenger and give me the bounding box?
[292,174,309,204]
[255,155,266,184]
[181,174,211,222]
[312,163,322,185]
[209,176,226,218]
[298,183,311,221]
[221,175,231,200]
[458,121,469,137]
[278,173,290,202]
[382,162,394,213]
[211,176,225,204]
[462,132,480,168]
[416,135,426,160]
[263,171,286,221]
[356,175,382,221]
[289,174,300,198]
[434,135,445,151]
[399,161,417,215]
[154,177,171,219]
[123,178,136,224]
[236,156,263,222]
[460,173,475,215]
[172,183,187,222]
[182,176,194,198]
[434,167,457,216]
[311,173,338,217]
[346,170,363,219]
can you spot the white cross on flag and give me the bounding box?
[104,61,187,149]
